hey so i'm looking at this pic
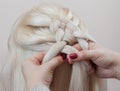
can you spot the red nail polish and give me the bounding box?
[60,53,67,60]
[69,53,78,59]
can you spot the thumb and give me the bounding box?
[44,56,64,71]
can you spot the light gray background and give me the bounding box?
[0,0,120,91]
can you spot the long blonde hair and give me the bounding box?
[0,3,107,91]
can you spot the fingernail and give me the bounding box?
[60,53,67,60]
[69,53,78,59]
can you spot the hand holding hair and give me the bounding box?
[69,42,120,79]
[22,52,66,91]
[2,3,107,91]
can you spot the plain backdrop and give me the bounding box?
[0,0,120,91]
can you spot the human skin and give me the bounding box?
[22,43,120,91]
[70,42,120,79]
[22,52,66,91]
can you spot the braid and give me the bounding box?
[2,3,107,91]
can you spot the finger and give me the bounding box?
[95,67,116,78]
[73,44,82,51]
[67,50,96,63]
[83,61,95,75]
[44,56,64,70]
[30,52,45,65]
[88,42,103,50]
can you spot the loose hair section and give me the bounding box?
[0,3,107,91]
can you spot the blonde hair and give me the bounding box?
[0,3,107,91]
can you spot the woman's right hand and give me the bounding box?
[69,42,120,79]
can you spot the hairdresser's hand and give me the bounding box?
[70,42,120,79]
[22,52,66,91]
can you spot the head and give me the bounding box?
[1,3,107,91]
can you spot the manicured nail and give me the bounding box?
[69,53,78,59]
[60,53,67,60]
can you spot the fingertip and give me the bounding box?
[67,52,82,63]
[46,56,64,70]
[65,56,71,65]
[55,56,64,64]
[73,44,82,51]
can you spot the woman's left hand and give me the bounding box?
[22,52,66,91]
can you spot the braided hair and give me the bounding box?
[0,3,107,91]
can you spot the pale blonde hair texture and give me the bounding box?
[0,3,107,91]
